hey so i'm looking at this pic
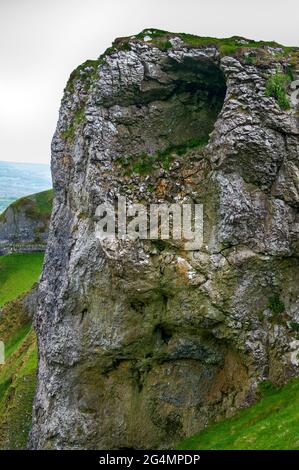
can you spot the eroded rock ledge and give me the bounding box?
[29,30,299,449]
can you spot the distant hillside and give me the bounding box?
[0,161,52,214]
[0,190,53,255]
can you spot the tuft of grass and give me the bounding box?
[152,39,172,50]
[177,376,299,450]
[64,59,103,93]
[0,252,44,307]
[265,72,291,109]
[135,29,171,40]
[61,107,85,142]
[119,42,131,51]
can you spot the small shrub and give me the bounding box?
[290,321,299,332]
[152,40,172,50]
[268,294,285,315]
[119,42,131,51]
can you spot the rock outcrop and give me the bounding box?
[30,30,299,449]
[0,190,53,255]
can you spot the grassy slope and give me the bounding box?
[27,188,53,215]
[0,252,44,449]
[0,252,44,307]
[0,324,37,450]
[177,379,299,450]
[0,188,53,222]
[6,188,53,215]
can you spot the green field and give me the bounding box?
[177,378,299,450]
[0,252,44,307]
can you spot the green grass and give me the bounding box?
[116,137,208,176]
[268,294,285,315]
[0,233,44,449]
[28,189,53,214]
[0,325,37,449]
[121,29,298,56]
[61,107,85,142]
[177,377,299,450]
[0,252,44,307]
[151,39,173,50]
[265,72,291,109]
[64,58,103,93]
[4,323,32,359]
[0,252,43,449]
[290,322,299,332]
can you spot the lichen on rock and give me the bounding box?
[29,30,299,449]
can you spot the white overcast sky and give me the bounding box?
[0,0,298,164]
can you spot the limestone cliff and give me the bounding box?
[0,190,53,255]
[29,30,299,449]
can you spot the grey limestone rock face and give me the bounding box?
[29,32,299,449]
